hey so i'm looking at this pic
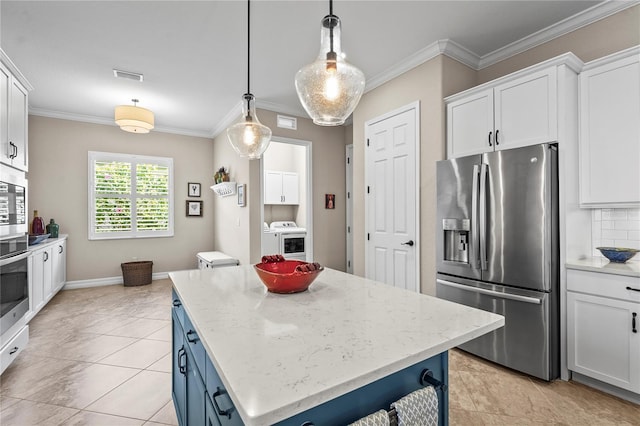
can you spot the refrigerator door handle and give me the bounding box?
[479,163,488,270]
[436,279,542,305]
[471,164,480,269]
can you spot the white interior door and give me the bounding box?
[365,103,419,292]
[346,144,353,274]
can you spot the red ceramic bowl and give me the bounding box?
[254,260,324,294]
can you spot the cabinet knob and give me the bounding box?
[488,131,492,147]
[633,312,637,334]
[495,129,500,145]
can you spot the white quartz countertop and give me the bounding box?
[170,266,504,426]
[566,257,640,277]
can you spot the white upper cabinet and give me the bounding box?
[264,170,299,205]
[446,89,493,157]
[1,50,31,172]
[579,46,640,208]
[446,56,579,159]
[493,68,557,151]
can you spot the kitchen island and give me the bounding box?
[170,266,503,426]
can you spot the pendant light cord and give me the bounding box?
[329,0,334,53]
[247,0,251,95]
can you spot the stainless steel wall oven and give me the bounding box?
[0,234,29,335]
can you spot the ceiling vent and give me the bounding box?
[277,115,297,130]
[113,69,144,82]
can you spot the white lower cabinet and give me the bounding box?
[567,269,640,393]
[0,325,28,374]
[27,237,67,321]
[52,240,66,293]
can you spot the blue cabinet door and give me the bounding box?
[205,392,222,426]
[186,343,206,426]
[172,311,187,426]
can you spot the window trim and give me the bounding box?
[88,151,174,240]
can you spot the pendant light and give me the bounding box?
[114,99,154,133]
[227,0,272,159]
[295,0,365,126]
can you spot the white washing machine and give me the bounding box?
[196,251,239,269]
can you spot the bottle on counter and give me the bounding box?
[46,219,59,238]
[31,210,45,235]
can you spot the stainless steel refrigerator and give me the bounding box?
[436,143,559,381]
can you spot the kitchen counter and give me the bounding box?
[170,265,504,425]
[566,257,640,277]
[27,234,67,252]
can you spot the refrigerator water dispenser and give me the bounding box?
[443,218,470,264]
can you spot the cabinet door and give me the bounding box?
[205,393,222,426]
[42,248,53,302]
[567,292,639,392]
[172,312,187,426]
[186,344,206,426]
[8,78,28,171]
[52,241,66,293]
[579,53,640,207]
[264,171,283,204]
[281,172,299,205]
[0,64,9,166]
[493,68,557,151]
[446,88,494,158]
[29,250,46,314]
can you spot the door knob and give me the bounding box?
[401,240,414,246]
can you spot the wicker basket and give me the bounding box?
[121,261,153,286]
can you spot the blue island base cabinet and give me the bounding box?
[172,290,449,426]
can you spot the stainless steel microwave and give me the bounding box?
[0,166,28,237]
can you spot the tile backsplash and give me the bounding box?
[591,208,640,257]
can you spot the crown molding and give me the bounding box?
[29,107,214,139]
[582,44,640,70]
[211,101,242,139]
[478,0,640,69]
[256,99,308,119]
[1,48,34,91]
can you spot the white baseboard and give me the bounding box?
[63,272,170,290]
[571,372,640,405]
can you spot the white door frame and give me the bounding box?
[346,144,353,274]
[364,101,420,292]
[260,136,313,261]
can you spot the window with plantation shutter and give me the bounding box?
[89,151,174,240]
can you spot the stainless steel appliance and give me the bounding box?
[0,233,29,335]
[436,143,559,381]
[0,167,27,237]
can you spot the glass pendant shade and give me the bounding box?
[227,93,272,159]
[114,103,154,133]
[295,14,365,126]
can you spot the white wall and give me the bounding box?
[591,208,640,257]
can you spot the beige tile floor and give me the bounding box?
[1,279,177,426]
[1,278,639,425]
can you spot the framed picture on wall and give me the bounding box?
[186,200,203,217]
[325,194,335,209]
[237,184,245,207]
[188,182,201,197]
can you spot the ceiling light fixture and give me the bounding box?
[226,0,272,159]
[114,99,154,134]
[295,0,365,126]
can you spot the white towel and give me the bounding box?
[390,386,438,426]
[349,409,391,426]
